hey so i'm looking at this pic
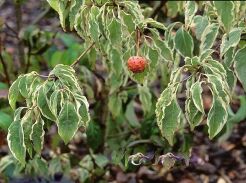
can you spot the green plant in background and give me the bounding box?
[1,0,246,181]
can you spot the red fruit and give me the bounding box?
[127,56,147,73]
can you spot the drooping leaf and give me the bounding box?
[8,76,22,109]
[190,81,204,113]
[31,115,45,154]
[57,101,80,144]
[174,27,194,58]
[74,94,90,127]
[120,10,135,34]
[7,120,26,164]
[234,46,246,91]
[149,28,173,62]
[69,0,83,30]
[224,47,234,67]
[220,28,242,56]
[214,1,235,33]
[160,99,182,145]
[185,98,204,130]
[37,85,56,121]
[207,92,228,139]
[88,6,101,43]
[155,84,181,145]
[107,18,122,47]
[200,23,219,53]
[184,1,198,27]
[193,15,209,40]
[21,110,34,157]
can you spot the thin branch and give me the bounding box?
[31,6,51,25]
[127,139,153,148]
[136,27,141,56]
[5,23,18,35]
[14,0,26,69]
[150,1,166,19]
[71,42,96,67]
[0,36,11,87]
[0,53,11,87]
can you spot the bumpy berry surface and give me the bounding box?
[127,56,147,73]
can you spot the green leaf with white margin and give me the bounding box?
[31,114,45,154]
[190,81,204,113]
[185,77,204,130]
[107,17,122,47]
[74,93,90,127]
[174,26,194,58]
[69,0,83,30]
[156,84,178,127]
[138,84,152,114]
[160,98,182,145]
[207,91,228,139]
[46,0,59,12]
[185,98,204,130]
[149,28,173,62]
[199,49,214,62]
[47,0,69,30]
[224,47,234,67]
[109,48,123,77]
[214,1,235,33]
[58,101,80,144]
[193,15,209,40]
[7,120,26,164]
[223,63,236,91]
[200,23,219,53]
[8,76,23,109]
[220,28,242,57]
[21,110,35,157]
[51,64,81,91]
[88,6,100,43]
[144,18,166,30]
[148,46,159,72]
[37,84,56,121]
[184,1,198,27]
[234,46,246,91]
[119,10,135,33]
[155,83,181,145]
[205,74,230,105]
[18,72,37,99]
[121,1,144,25]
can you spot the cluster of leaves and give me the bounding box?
[7,64,90,164]
[4,0,246,173]
[156,1,246,144]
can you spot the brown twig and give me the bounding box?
[0,36,11,87]
[70,42,96,67]
[0,54,11,87]
[31,6,51,25]
[5,23,18,36]
[14,0,25,69]
[136,27,141,56]
[150,1,166,19]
